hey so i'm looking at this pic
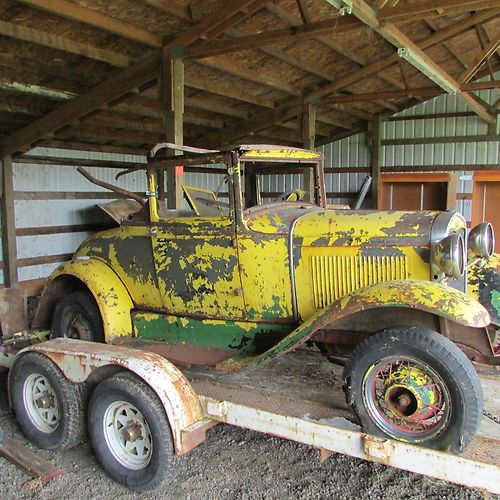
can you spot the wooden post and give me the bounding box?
[1,156,18,287]
[302,101,316,202]
[161,48,185,209]
[370,114,382,209]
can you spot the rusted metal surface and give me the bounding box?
[468,253,500,327]
[77,167,145,205]
[217,280,490,371]
[97,199,143,224]
[189,350,500,494]
[20,338,204,454]
[34,142,497,370]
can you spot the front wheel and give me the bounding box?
[343,327,483,453]
[51,291,104,342]
[88,372,175,491]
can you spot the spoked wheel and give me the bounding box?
[88,372,175,491]
[51,291,104,342]
[343,327,483,453]
[363,356,451,442]
[9,353,86,450]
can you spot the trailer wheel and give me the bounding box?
[52,291,104,342]
[9,353,86,450]
[88,372,175,491]
[343,327,483,453]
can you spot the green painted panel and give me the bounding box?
[132,312,292,354]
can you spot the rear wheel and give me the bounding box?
[51,291,104,342]
[88,372,175,491]
[9,353,86,450]
[343,327,483,453]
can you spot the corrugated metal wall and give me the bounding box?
[318,132,371,206]
[318,84,499,214]
[8,148,226,284]
[2,82,499,287]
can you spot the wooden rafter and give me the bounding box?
[197,9,498,147]
[329,0,496,124]
[323,81,500,103]
[264,4,406,109]
[377,0,500,21]
[459,34,500,84]
[16,0,261,48]
[16,0,162,47]
[296,0,312,23]
[0,0,259,156]
[0,19,129,68]
[182,17,360,59]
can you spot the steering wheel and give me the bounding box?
[275,189,306,202]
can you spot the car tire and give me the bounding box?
[52,291,104,342]
[343,326,483,453]
[88,372,176,491]
[9,352,86,450]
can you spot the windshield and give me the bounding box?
[242,161,323,210]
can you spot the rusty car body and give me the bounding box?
[28,143,498,453]
[33,144,497,367]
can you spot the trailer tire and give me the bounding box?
[51,291,104,342]
[9,353,86,450]
[343,326,483,453]
[88,371,175,491]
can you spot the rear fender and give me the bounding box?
[217,280,490,371]
[33,258,134,342]
[16,339,205,454]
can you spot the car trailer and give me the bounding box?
[1,335,499,494]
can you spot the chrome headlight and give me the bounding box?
[468,222,494,258]
[432,233,465,279]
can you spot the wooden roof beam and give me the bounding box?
[197,10,498,148]
[323,80,500,103]
[377,0,500,21]
[182,17,360,59]
[17,0,261,47]
[459,33,500,83]
[0,18,286,106]
[0,19,129,67]
[328,0,496,124]
[0,0,258,156]
[16,0,162,47]
[296,0,312,23]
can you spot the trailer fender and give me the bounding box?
[218,280,490,371]
[17,339,204,454]
[34,258,134,342]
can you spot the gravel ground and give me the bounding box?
[0,369,486,500]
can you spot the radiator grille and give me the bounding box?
[310,255,409,309]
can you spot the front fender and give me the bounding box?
[218,280,490,371]
[36,258,134,342]
[468,253,500,326]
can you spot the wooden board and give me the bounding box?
[0,435,62,484]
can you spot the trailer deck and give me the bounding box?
[184,349,500,494]
[2,338,499,494]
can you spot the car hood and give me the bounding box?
[246,205,439,247]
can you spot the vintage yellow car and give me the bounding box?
[32,143,498,454]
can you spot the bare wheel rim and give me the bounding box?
[61,308,93,340]
[103,400,153,470]
[362,355,451,442]
[23,373,60,433]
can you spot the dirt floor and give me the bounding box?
[0,354,490,500]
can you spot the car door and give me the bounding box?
[150,216,246,320]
